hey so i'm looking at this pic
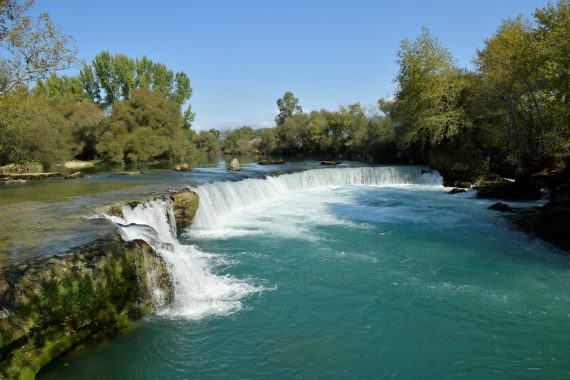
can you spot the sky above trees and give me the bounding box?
[37,0,549,130]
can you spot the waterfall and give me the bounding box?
[191,166,442,229]
[106,199,262,320]
[103,165,440,320]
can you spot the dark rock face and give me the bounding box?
[511,199,570,252]
[489,202,513,212]
[448,188,467,194]
[321,160,341,165]
[258,159,285,165]
[475,179,541,200]
[0,238,172,379]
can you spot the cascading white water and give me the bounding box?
[106,199,262,320]
[103,165,440,319]
[191,166,442,229]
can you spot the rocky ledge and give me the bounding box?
[0,189,200,379]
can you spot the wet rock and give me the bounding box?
[171,191,200,230]
[174,164,191,172]
[448,188,467,194]
[116,171,142,176]
[3,172,62,181]
[102,190,200,230]
[0,237,172,379]
[64,171,84,179]
[229,158,240,171]
[443,180,472,188]
[511,198,570,252]
[489,202,513,212]
[321,160,341,165]
[258,159,285,165]
[475,179,540,200]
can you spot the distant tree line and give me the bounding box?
[229,1,570,181]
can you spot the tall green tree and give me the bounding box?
[275,91,303,126]
[392,28,472,160]
[96,89,196,163]
[93,51,119,107]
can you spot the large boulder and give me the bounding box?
[0,237,172,379]
[174,163,191,172]
[171,191,200,230]
[489,202,513,212]
[229,158,240,171]
[103,190,200,231]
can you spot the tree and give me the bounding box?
[34,73,87,101]
[173,72,192,105]
[275,91,302,126]
[93,51,120,107]
[475,17,554,174]
[96,89,196,163]
[392,28,472,160]
[79,64,100,104]
[0,0,77,95]
[0,90,73,165]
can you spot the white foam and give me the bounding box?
[191,166,442,231]
[188,166,442,239]
[107,200,264,320]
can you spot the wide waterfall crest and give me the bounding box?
[191,166,442,229]
[106,199,263,320]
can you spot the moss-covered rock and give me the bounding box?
[0,237,172,379]
[102,190,200,231]
[0,162,43,175]
[171,191,199,230]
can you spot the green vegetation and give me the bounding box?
[0,237,173,379]
[0,0,569,183]
[0,1,200,169]
[257,1,570,182]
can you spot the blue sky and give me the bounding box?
[38,0,549,130]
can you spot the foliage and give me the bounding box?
[0,0,78,95]
[222,126,257,155]
[193,129,221,156]
[275,91,302,126]
[96,89,196,163]
[391,28,473,159]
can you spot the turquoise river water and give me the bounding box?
[38,165,570,379]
